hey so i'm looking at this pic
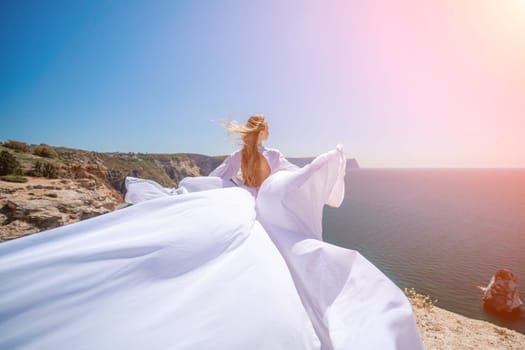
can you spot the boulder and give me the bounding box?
[479,269,523,314]
[6,199,63,230]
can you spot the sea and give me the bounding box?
[322,168,525,335]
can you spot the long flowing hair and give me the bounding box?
[223,115,268,187]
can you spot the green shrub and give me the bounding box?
[42,162,58,178]
[4,140,30,153]
[0,150,22,176]
[31,160,43,177]
[33,144,58,158]
[31,160,58,178]
[0,175,28,183]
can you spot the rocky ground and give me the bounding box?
[408,292,525,349]
[0,177,124,242]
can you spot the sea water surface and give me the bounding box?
[323,169,525,335]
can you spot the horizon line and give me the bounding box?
[1,141,524,169]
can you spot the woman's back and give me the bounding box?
[251,152,271,186]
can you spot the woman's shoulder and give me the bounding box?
[261,146,284,156]
[226,149,242,158]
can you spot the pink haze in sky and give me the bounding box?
[330,0,524,167]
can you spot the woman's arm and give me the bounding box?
[275,150,299,172]
[209,150,242,180]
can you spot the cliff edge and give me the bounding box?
[407,291,525,349]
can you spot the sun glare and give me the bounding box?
[476,0,525,62]
[495,0,525,30]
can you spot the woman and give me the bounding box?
[0,116,424,349]
[209,115,298,195]
[124,115,297,202]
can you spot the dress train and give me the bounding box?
[0,146,424,349]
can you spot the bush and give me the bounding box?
[404,288,437,311]
[33,144,58,158]
[32,161,43,177]
[0,150,22,176]
[0,175,28,183]
[42,162,58,178]
[4,140,30,153]
[30,160,58,178]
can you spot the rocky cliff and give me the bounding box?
[0,177,123,242]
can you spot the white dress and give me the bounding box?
[0,145,424,350]
[208,145,299,187]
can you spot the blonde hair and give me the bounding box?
[224,115,268,187]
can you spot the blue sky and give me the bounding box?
[1,1,524,167]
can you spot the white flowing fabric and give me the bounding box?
[0,146,424,350]
[256,146,422,349]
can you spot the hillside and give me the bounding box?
[1,142,224,195]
